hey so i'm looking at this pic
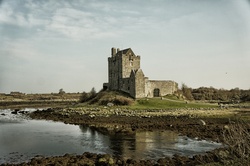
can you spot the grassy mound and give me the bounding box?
[79,90,217,109]
[86,90,134,106]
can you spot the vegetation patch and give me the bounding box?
[78,88,250,111]
[131,97,217,110]
[223,121,250,157]
[185,86,250,102]
[78,89,220,109]
[79,90,134,106]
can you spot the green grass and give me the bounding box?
[163,94,184,101]
[130,98,217,110]
[75,91,219,110]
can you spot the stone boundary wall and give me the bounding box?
[146,80,178,98]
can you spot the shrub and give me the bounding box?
[223,121,250,159]
[79,92,90,103]
[99,95,133,106]
[95,91,133,106]
[59,88,65,95]
[79,87,98,103]
[113,96,133,105]
[181,83,193,100]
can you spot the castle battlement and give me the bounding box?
[103,47,178,98]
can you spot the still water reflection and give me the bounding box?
[0,109,222,164]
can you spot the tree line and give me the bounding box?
[181,85,250,102]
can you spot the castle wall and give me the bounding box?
[145,80,178,98]
[129,71,136,98]
[108,54,122,90]
[120,78,130,93]
[134,69,146,98]
[122,53,140,78]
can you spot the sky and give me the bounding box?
[0,0,250,93]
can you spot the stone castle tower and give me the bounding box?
[103,47,178,98]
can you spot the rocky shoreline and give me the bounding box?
[1,149,237,166]
[29,107,237,141]
[2,107,250,166]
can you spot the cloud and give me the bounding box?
[0,1,15,24]
[0,37,90,93]
[0,1,45,28]
[0,0,157,40]
[44,3,143,40]
[46,7,100,39]
[1,0,249,92]
[0,39,40,62]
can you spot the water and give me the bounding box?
[0,108,222,164]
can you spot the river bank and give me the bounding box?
[29,107,244,141]
[1,106,250,165]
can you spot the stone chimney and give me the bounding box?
[111,47,116,57]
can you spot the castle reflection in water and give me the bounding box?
[79,125,178,160]
[110,130,178,160]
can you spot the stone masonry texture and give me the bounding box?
[103,47,178,98]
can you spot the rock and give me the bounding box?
[78,159,95,166]
[1,113,6,116]
[89,114,95,118]
[108,158,114,165]
[218,149,230,159]
[107,102,114,107]
[19,111,28,114]
[224,125,229,130]
[116,159,124,165]
[98,157,107,164]
[11,109,19,114]
[199,119,206,126]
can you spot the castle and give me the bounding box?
[103,47,178,98]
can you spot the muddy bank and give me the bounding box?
[29,107,237,142]
[0,101,77,109]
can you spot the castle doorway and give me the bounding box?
[153,88,160,97]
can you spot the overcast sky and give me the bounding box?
[0,0,250,93]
